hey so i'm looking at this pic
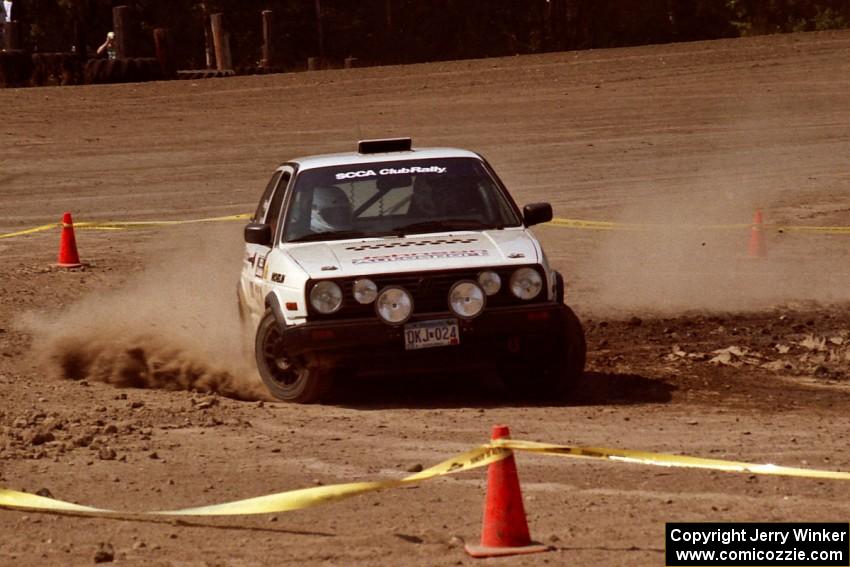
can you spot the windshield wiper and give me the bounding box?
[390,219,494,234]
[288,230,370,243]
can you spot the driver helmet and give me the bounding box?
[310,185,352,232]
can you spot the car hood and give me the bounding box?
[286,229,539,278]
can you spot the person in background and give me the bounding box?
[0,0,10,46]
[97,31,117,59]
[0,7,5,47]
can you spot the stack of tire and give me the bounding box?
[0,50,34,87]
[176,68,235,80]
[84,57,163,84]
[31,53,83,86]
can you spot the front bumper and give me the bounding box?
[279,303,568,373]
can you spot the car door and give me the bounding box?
[243,167,293,313]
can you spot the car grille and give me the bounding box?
[307,265,547,320]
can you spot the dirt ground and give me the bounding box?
[2,29,850,566]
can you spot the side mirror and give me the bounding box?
[244,223,273,246]
[523,202,553,227]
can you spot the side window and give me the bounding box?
[265,171,291,239]
[254,171,283,222]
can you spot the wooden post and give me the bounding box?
[210,13,223,68]
[72,0,89,58]
[203,17,214,68]
[154,28,176,79]
[210,13,232,71]
[73,18,87,60]
[549,0,568,51]
[3,21,21,50]
[314,0,325,58]
[385,0,399,63]
[224,33,232,70]
[112,5,134,58]
[261,10,275,68]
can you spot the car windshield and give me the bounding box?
[282,157,522,243]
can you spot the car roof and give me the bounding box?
[287,147,482,171]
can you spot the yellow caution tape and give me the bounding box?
[547,218,850,234]
[155,444,508,516]
[4,438,850,519]
[0,223,58,240]
[0,213,252,240]
[2,213,847,240]
[774,225,850,235]
[547,218,752,231]
[88,213,252,229]
[0,489,108,514]
[498,439,850,480]
[548,218,625,231]
[0,444,510,517]
[74,226,126,232]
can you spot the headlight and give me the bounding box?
[509,268,542,300]
[448,280,486,319]
[353,279,378,304]
[309,281,343,314]
[375,286,413,325]
[477,270,501,296]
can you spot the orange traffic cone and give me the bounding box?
[465,425,552,558]
[748,209,767,258]
[57,212,82,268]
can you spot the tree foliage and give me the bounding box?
[10,0,850,67]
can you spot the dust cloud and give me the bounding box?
[579,178,849,315]
[27,225,270,401]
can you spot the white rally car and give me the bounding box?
[238,138,585,402]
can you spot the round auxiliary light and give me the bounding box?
[448,280,486,320]
[375,286,413,325]
[309,281,343,314]
[352,278,378,304]
[509,267,543,300]
[477,270,502,296]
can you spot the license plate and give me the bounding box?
[404,318,460,351]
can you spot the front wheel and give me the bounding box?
[501,305,586,400]
[255,310,331,403]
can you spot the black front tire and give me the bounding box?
[502,304,586,400]
[255,310,331,403]
[560,304,587,386]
